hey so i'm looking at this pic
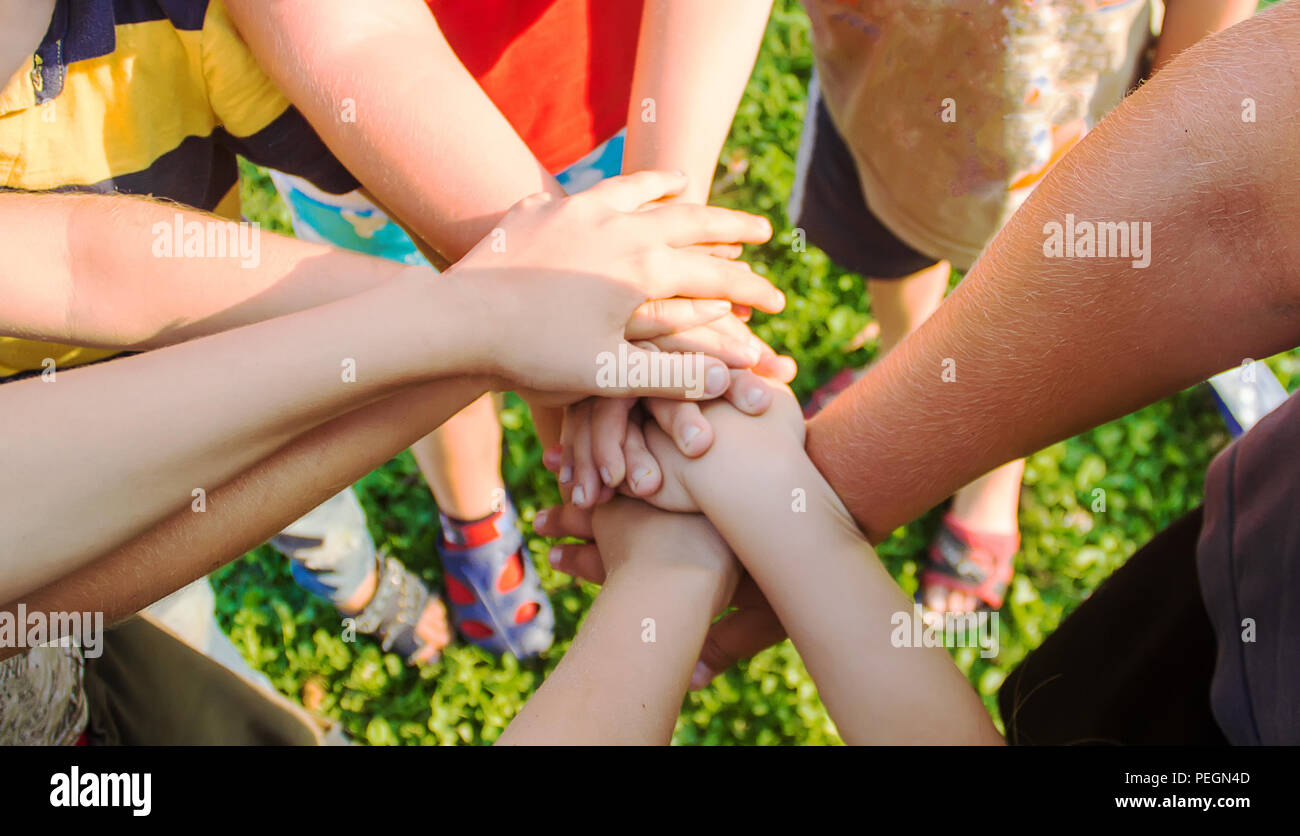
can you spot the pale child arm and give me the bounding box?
[0,193,409,350]
[644,391,1002,745]
[622,0,775,204]
[0,376,486,660]
[0,271,481,601]
[498,502,736,745]
[224,0,563,265]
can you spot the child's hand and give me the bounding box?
[540,371,803,507]
[506,310,764,410]
[447,170,783,401]
[631,310,797,379]
[549,333,797,506]
[538,500,779,687]
[635,375,805,513]
[536,499,739,617]
[552,367,773,506]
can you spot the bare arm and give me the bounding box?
[807,3,1300,541]
[637,390,1000,745]
[1,270,478,600]
[0,172,779,602]
[0,376,486,661]
[0,193,408,350]
[621,0,774,204]
[498,501,736,745]
[226,0,774,256]
[224,0,563,264]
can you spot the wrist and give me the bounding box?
[603,512,734,596]
[610,552,734,616]
[805,412,890,542]
[682,427,864,554]
[410,265,496,379]
[679,416,804,500]
[640,527,731,576]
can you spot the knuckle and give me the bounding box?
[555,193,591,221]
[515,191,554,216]
[592,209,627,240]
[573,191,610,217]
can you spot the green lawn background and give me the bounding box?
[224,0,1296,745]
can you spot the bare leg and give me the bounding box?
[950,462,1024,537]
[412,394,554,658]
[321,396,505,663]
[928,460,1027,613]
[411,394,506,520]
[868,262,951,355]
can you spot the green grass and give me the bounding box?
[221,0,1297,744]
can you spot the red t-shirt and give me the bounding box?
[426,0,644,173]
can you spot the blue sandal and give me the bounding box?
[437,503,555,659]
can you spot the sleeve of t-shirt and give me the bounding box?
[196,0,359,195]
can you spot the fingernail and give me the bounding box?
[599,466,612,486]
[705,366,727,396]
[680,424,701,451]
[572,485,587,505]
[689,661,716,690]
[745,387,765,410]
[548,546,562,568]
[630,467,652,492]
[559,465,573,484]
[533,509,548,530]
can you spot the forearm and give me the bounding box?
[0,271,478,599]
[1153,0,1256,71]
[499,559,720,745]
[0,192,408,350]
[0,376,487,661]
[622,0,773,204]
[225,0,563,263]
[680,420,998,744]
[808,5,1300,541]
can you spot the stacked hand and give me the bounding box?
[538,497,741,621]
[446,170,790,403]
[442,169,805,686]
[538,375,805,687]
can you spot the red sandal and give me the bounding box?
[920,513,1018,611]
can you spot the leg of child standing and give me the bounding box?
[866,268,948,356]
[419,138,630,659]
[266,174,550,660]
[791,79,1022,616]
[264,135,627,660]
[412,397,505,524]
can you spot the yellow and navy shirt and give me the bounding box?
[0,0,359,377]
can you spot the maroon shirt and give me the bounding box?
[1198,391,1300,744]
